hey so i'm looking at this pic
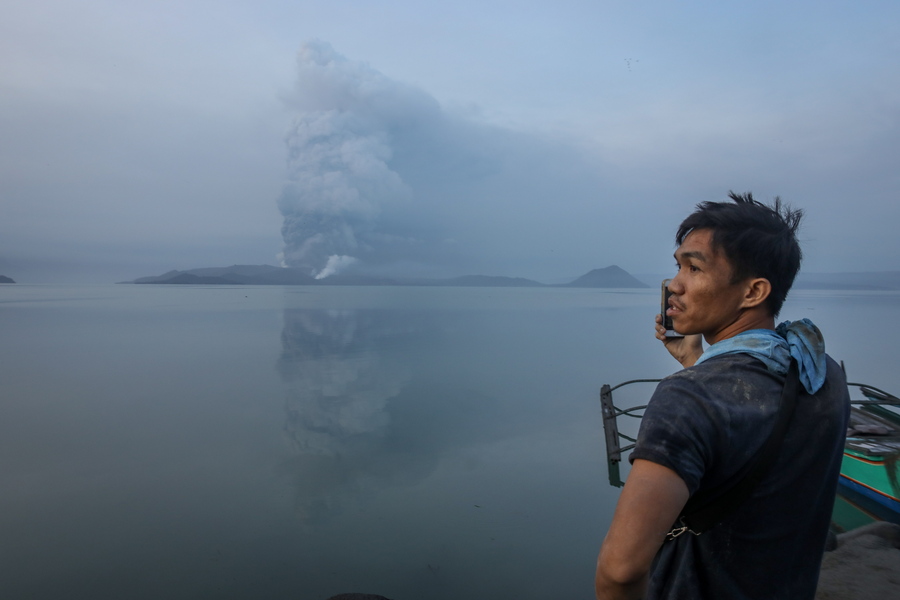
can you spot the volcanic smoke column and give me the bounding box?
[277,42,413,279]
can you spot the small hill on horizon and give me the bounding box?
[125,264,650,288]
[132,265,299,285]
[560,265,649,288]
[0,275,15,283]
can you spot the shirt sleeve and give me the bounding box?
[629,372,721,495]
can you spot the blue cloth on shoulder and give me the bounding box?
[694,318,826,395]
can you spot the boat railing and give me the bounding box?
[600,378,660,487]
[847,382,900,423]
[847,382,900,405]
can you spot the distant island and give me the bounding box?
[122,265,900,290]
[0,275,15,284]
[125,264,650,288]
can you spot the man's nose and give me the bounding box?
[668,273,684,294]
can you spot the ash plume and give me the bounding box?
[276,41,613,281]
[277,41,426,278]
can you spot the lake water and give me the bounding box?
[1,284,898,599]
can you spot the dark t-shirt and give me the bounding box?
[631,353,849,600]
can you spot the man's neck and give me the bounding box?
[704,310,776,346]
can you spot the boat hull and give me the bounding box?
[839,442,900,516]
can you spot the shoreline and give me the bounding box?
[816,522,900,599]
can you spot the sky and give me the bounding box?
[1,0,898,283]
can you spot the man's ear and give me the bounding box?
[741,278,772,309]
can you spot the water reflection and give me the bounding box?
[275,308,532,529]
[279,309,411,454]
[277,309,415,521]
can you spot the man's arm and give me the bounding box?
[595,459,690,600]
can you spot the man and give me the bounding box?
[595,193,849,599]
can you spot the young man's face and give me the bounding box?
[665,228,751,345]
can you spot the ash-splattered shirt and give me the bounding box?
[631,353,849,600]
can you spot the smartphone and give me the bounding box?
[661,279,684,338]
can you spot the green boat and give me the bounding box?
[839,383,900,520]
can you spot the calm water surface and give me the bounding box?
[0,284,897,599]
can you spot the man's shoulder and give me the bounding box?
[823,353,847,381]
[658,351,848,403]
[817,354,851,404]
[649,356,761,418]
[660,353,769,391]
[651,354,784,425]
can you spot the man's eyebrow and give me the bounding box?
[674,250,708,262]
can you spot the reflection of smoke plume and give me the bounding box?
[278,309,409,456]
[276,308,513,523]
[278,41,430,278]
[277,308,415,522]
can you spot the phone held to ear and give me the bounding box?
[661,279,684,338]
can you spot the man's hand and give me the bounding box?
[654,314,703,368]
[595,459,690,600]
